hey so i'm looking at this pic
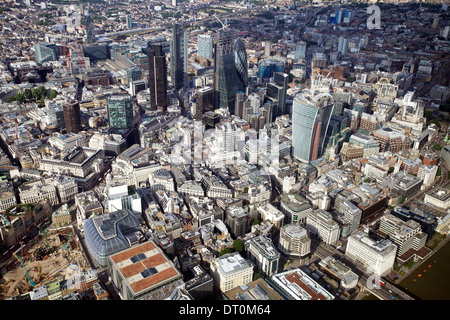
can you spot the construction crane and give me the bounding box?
[11,251,35,290]
[214,14,228,30]
[62,232,72,250]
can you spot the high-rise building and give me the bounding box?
[234,38,248,94]
[85,14,94,44]
[148,44,168,113]
[126,14,133,30]
[338,36,348,55]
[225,205,248,238]
[63,101,82,133]
[305,209,340,245]
[126,67,142,87]
[214,29,237,113]
[292,92,334,163]
[197,34,213,60]
[107,94,134,129]
[210,252,253,293]
[295,41,306,60]
[266,72,288,120]
[192,86,214,120]
[246,235,280,277]
[258,59,284,79]
[170,23,188,90]
[278,224,311,257]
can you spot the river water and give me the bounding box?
[397,240,450,300]
[363,240,450,300]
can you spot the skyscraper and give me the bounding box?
[34,43,58,65]
[170,23,188,90]
[234,38,248,94]
[126,14,133,30]
[292,91,334,163]
[214,30,237,113]
[192,86,214,120]
[266,72,288,120]
[107,94,134,129]
[63,101,82,133]
[148,44,168,113]
[85,14,94,44]
[197,34,213,60]
[295,41,306,60]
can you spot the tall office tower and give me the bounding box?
[63,101,82,133]
[85,14,94,44]
[126,14,133,29]
[214,29,237,113]
[235,91,246,119]
[234,38,248,94]
[197,34,213,60]
[264,40,271,57]
[295,41,306,60]
[292,91,334,163]
[193,86,214,120]
[107,94,134,129]
[338,36,348,55]
[170,23,188,90]
[148,44,168,113]
[266,72,288,120]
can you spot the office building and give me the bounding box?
[192,86,214,120]
[214,29,237,112]
[170,23,188,90]
[345,231,397,276]
[225,205,248,238]
[197,34,213,60]
[148,44,168,113]
[271,268,334,300]
[294,41,306,60]
[107,94,134,129]
[85,14,94,44]
[210,252,253,293]
[107,241,183,300]
[292,92,334,163]
[126,67,142,87]
[234,38,248,93]
[278,224,311,257]
[63,101,82,133]
[258,59,284,79]
[305,209,340,245]
[34,43,58,65]
[246,235,280,277]
[266,72,288,120]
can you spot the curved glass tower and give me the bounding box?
[292,92,334,163]
[234,38,248,94]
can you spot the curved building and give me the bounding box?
[84,209,142,267]
[292,91,334,163]
[234,38,248,93]
[278,224,311,257]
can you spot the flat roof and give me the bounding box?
[109,241,182,295]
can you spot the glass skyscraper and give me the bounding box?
[266,72,288,121]
[234,38,248,93]
[197,34,213,60]
[148,44,168,113]
[214,30,237,113]
[107,94,134,129]
[258,59,284,79]
[34,43,57,65]
[85,14,94,44]
[170,23,188,90]
[292,92,334,163]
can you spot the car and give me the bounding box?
[388,289,392,293]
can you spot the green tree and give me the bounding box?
[48,89,58,99]
[253,270,264,281]
[15,93,25,103]
[251,218,261,226]
[24,88,32,101]
[233,239,244,253]
[7,96,15,103]
[40,95,46,107]
[434,143,443,151]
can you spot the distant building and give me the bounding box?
[63,101,82,134]
[107,94,134,129]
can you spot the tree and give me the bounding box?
[24,88,32,101]
[219,247,234,256]
[233,239,244,253]
[251,218,261,226]
[15,93,25,103]
[48,89,58,99]
[40,95,46,107]
[7,96,15,103]
[434,143,443,151]
[253,270,264,281]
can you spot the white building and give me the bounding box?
[417,165,437,189]
[424,189,450,210]
[149,168,175,192]
[271,268,334,300]
[246,235,280,277]
[107,184,142,214]
[210,252,253,293]
[305,209,340,245]
[345,231,397,276]
[278,224,311,257]
[257,203,285,230]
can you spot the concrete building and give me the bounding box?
[345,231,397,276]
[278,224,311,257]
[257,203,284,230]
[305,209,340,245]
[246,235,280,277]
[210,252,253,293]
[271,268,334,300]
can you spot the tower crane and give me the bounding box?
[11,251,35,290]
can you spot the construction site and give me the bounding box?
[0,226,91,299]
